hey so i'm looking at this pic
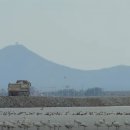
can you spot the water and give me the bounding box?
[0,106,130,130]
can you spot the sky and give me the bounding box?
[0,0,130,70]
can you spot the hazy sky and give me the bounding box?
[0,0,130,70]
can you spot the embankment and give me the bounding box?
[0,96,130,107]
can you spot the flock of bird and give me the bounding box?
[0,118,129,130]
[0,108,129,130]
[1,110,130,116]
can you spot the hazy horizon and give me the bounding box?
[0,0,130,70]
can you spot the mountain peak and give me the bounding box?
[0,44,130,91]
[2,43,27,50]
[0,44,34,59]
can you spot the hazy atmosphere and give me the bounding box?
[0,0,130,70]
[0,1,130,128]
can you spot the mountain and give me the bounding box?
[0,44,130,91]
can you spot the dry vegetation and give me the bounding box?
[0,96,130,107]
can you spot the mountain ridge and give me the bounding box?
[0,44,130,91]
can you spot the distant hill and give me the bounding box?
[0,44,130,91]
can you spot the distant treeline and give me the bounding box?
[42,87,104,97]
[1,87,130,97]
[0,87,104,97]
[41,88,130,97]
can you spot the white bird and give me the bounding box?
[21,120,32,130]
[112,121,122,130]
[46,123,54,130]
[17,120,24,129]
[105,122,113,130]
[64,124,74,130]
[99,119,105,125]
[51,123,62,130]
[17,123,24,130]
[40,107,44,110]
[4,121,16,130]
[40,120,50,128]
[33,122,43,130]
[1,121,7,128]
[0,121,6,130]
[124,119,130,128]
[80,123,88,130]
[94,121,102,130]
[40,121,47,128]
[74,119,82,127]
[57,123,62,130]
[8,121,16,126]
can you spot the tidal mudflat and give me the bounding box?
[0,106,130,130]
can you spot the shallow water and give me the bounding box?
[0,106,130,130]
